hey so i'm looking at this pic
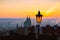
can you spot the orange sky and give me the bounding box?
[0,0,60,18]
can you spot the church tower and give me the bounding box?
[24,17,31,36]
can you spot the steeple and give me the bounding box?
[26,16,31,21]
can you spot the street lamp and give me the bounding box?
[36,10,43,40]
[36,10,43,23]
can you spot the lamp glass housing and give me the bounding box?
[36,16,42,23]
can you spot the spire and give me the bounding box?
[26,16,30,21]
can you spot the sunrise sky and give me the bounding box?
[0,0,60,18]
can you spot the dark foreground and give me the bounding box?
[0,33,57,40]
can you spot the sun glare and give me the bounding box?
[44,5,57,16]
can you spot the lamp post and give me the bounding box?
[36,10,43,40]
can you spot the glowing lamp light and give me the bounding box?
[36,10,43,23]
